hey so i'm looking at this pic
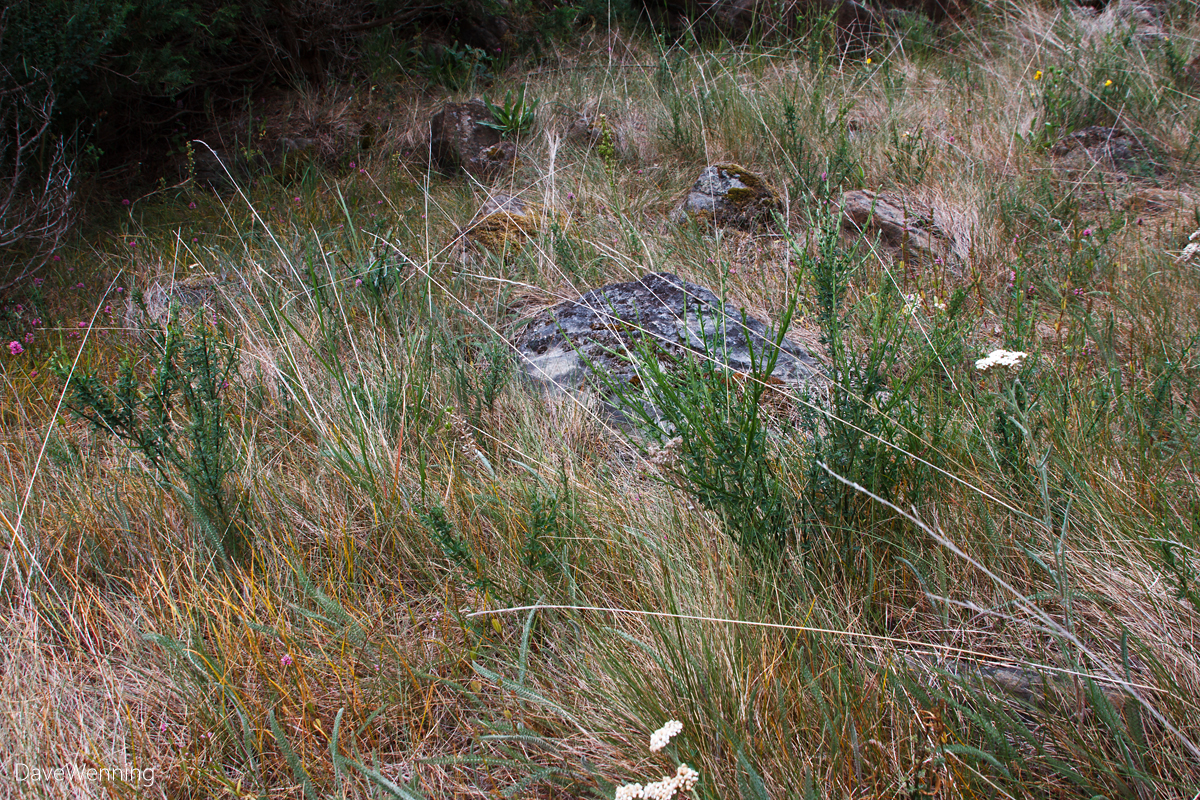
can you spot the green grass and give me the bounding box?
[2,4,1200,798]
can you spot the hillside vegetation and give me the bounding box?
[3,1,1200,797]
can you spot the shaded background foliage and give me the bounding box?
[0,0,965,289]
[0,0,514,286]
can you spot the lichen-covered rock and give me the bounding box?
[671,164,782,231]
[466,193,558,249]
[840,189,948,263]
[429,100,517,177]
[513,272,822,398]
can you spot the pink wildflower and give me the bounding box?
[8,341,24,355]
[281,654,293,667]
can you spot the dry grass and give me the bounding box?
[2,2,1200,798]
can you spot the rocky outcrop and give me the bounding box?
[429,101,517,177]
[840,189,949,263]
[671,164,782,231]
[513,272,822,400]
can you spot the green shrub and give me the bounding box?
[606,287,799,560]
[788,207,968,570]
[54,307,249,565]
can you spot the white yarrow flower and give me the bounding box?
[641,777,678,800]
[676,764,699,790]
[616,720,699,799]
[649,720,683,752]
[1178,229,1200,265]
[975,349,1028,371]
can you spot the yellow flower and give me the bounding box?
[1104,79,1113,87]
[866,57,872,64]
[1034,70,1043,80]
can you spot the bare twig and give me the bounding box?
[0,65,76,293]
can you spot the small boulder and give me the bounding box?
[192,146,267,193]
[466,192,557,248]
[671,164,782,231]
[429,100,517,177]
[565,110,622,151]
[513,272,822,400]
[840,189,947,262]
[1050,126,1165,179]
[1121,187,1197,215]
[129,274,224,329]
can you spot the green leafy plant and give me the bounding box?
[54,307,249,565]
[1030,24,1175,147]
[481,86,539,139]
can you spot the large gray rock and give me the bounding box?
[429,100,517,177]
[513,272,823,400]
[671,164,782,231]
